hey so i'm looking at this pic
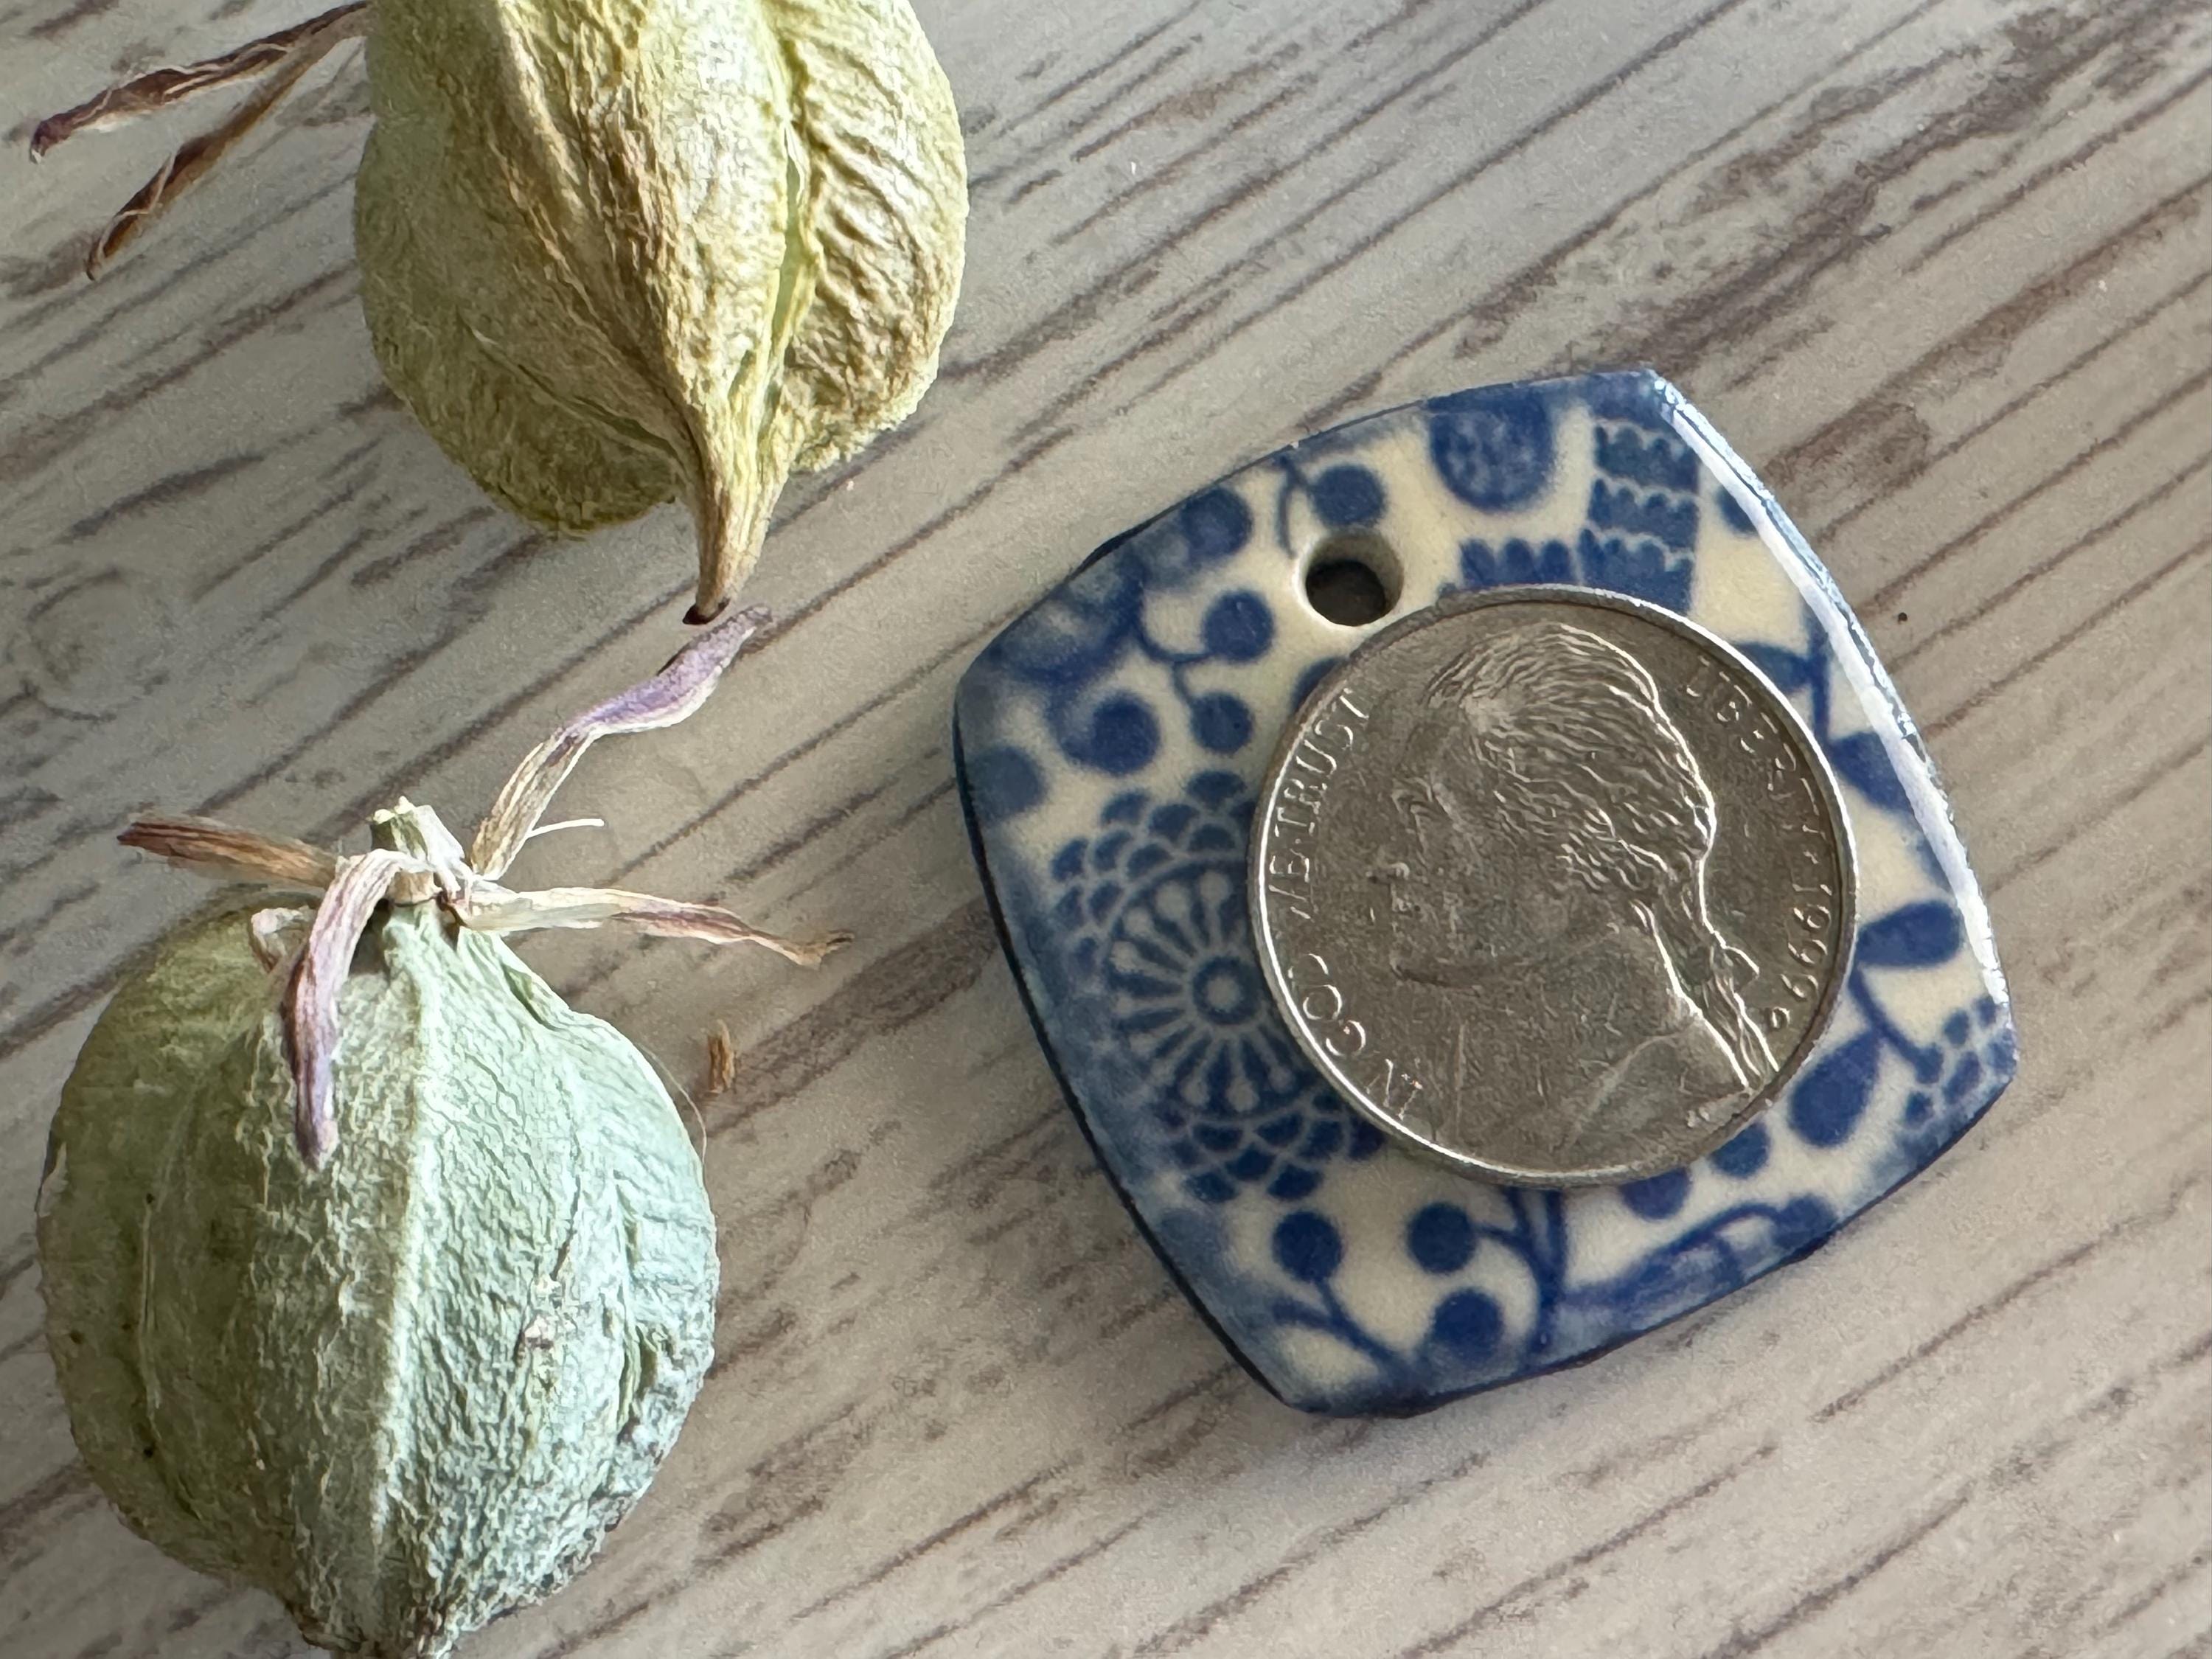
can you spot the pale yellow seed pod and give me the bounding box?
[354,0,968,621]
[35,0,969,625]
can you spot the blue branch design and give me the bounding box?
[1269,1283,1416,1388]
[1848,968,1946,1084]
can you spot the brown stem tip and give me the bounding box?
[31,2,370,276]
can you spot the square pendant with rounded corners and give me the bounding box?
[953,370,2015,1416]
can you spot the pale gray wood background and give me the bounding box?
[1,0,2207,1655]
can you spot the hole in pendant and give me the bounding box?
[1302,531,1400,627]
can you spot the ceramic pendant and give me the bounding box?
[953,370,2014,1416]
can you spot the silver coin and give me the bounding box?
[1251,587,1856,1187]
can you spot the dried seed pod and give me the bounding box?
[39,902,717,1658]
[35,611,843,1658]
[36,0,968,622]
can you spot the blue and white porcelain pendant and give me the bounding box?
[953,371,2015,1416]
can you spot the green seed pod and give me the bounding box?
[33,612,841,1658]
[36,0,969,623]
[38,902,717,1658]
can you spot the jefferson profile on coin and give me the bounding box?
[1371,619,1778,1164]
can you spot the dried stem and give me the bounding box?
[32,3,372,279]
[524,817,606,841]
[704,1021,737,1099]
[469,606,771,878]
[29,4,369,159]
[120,815,341,891]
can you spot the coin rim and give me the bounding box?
[1250,584,1860,1189]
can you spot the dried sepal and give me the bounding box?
[369,796,470,903]
[470,607,769,878]
[248,906,315,970]
[283,849,425,1168]
[450,881,849,968]
[116,604,835,1170]
[119,815,341,891]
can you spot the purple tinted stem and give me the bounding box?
[469,606,770,877]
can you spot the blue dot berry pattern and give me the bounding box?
[1407,1204,1476,1275]
[1068,692,1158,776]
[1711,1122,1771,1179]
[1429,1290,1505,1361]
[954,369,2017,1415]
[1311,463,1385,528]
[1188,692,1252,755]
[1427,386,1554,511]
[981,523,1281,773]
[1619,1170,1692,1221]
[1180,487,1253,564]
[1202,591,1273,661]
[962,745,1043,825]
[1273,1211,1343,1284]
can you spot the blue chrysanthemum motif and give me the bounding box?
[1050,773,1382,1205]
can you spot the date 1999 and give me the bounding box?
[1683,651,1843,1029]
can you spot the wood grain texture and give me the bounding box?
[1,0,2206,1655]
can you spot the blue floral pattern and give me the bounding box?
[1441,381,1698,613]
[956,370,2017,1415]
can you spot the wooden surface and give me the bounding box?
[2,0,2208,1654]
